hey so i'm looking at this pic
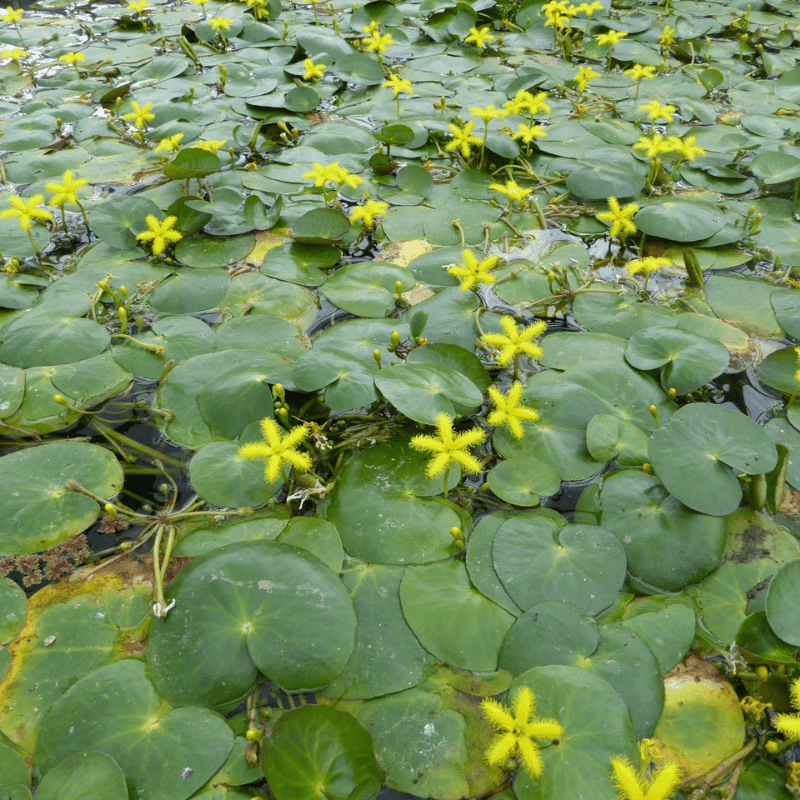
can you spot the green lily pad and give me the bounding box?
[598,469,726,593]
[648,403,777,516]
[174,234,254,268]
[0,363,25,420]
[147,269,231,315]
[705,275,784,339]
[487,457,560,507]
[492,516,627,615]
[586,414,648,466]
[772,292,800,340]
[173,510,290,558]
[292,208,350,244]
[34,751,128,800]
[736,610,798,665]
[0,578,26,644]
[400,559,515,672]
[325,564,437,700]
[261,243,340,286]
[321,262,414,317]
[88,195,161,249]
[292,348,379,411]
[0,737,29,788]
[0,442,123,555]
[573,287,678,339]
[757,346,800,395]
[35,659,234,800]
[619,604,696,675]
[749,150,800,184]
[625,326,730,394]
[765,559,800,646]
[566,162,645,200]
[146,540,356,706]
[163,147,221,180]
[264,706,381,800]
[540,331,628,370]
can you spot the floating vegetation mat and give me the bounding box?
[2,0,800,797]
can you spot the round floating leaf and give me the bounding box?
[174,234,254,268]
[566,163,644,200]
[356,688,469,800]
[423,200,502,246]
[736,610,798,665]
[648,403,777,516]
[326,564,437,699]
[0,363,25,420]
[625,326,730,394]
[738,762,795,800]
[0,738,28,787]
[765,559,800,646]
[772,293,800,340]
[511,666,637,800]
[705,275,783,339]
[173,511,290,558]
[487,458,560,507]
[292,348,379,411]
[634,199,726,242]
[400,560,515,672]
[586,414,648,466]
[146,541,356,706]
[749,151,800,184]
[0,578,26,643]
[375,362,483,424]
[331,54,386,85]
[35,660,234,800]
[620,604,696,674]
[264,706,380,800]
[148,269,230,315]
[326,442,463,564]
[163,147,221,180]
[189,442,280,509]
[88,195,161,249]
[573,287,678,338]
[292,208,350,244]
[598,470,726,593]
[261,243,339,286]
[35,751,128,800]
[540,331,627,370]
[0,442,123,555]
[499,602,598,674]
[757,346,800,395]
[321,262,414,317]
[492,517,627,615]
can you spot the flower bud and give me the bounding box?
[104,503,118,517]
[53,394,67,405]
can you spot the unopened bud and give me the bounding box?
[119,541,133,551]
[668,388,677,400]
[104,503,118,517]
[449,526,461,539]
[756,666,769,681]
[53,394,67,405]
[373,348,382,367]
[642,462,653,474]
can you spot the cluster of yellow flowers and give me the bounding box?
[302,162,364,190]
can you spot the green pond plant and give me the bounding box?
[3,0,800,797]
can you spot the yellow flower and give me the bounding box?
[330,164,363,190]
[639,100,676,123]
[127,0,150,12]
[303,162,335,187]
[2,6,23,23]
[506,90,551,117]
[659,24,676,47]
[633,133,676,160]
[246,0,270,18]
[445,120,482,158]
[573,1,603,15]
[209,16,232,30]
[625,64,657,82]
[382,73,412,97]
[795,348,800,384]
[774,677,800,742]
[238,417,312,484]
[303,58,327,81]
[154,133,184,153]
[666,135,706,162]
[58,51,86,66]
[447,249,499,292]
[542,0,575,29]
[625,257,672,277]
[610,756,682,800]
[123,100,155,130]
[349,199,388,228]
[136,215,182,255]
[465,25,495,50]
[469,104,508,124]
[45,170,88,208]
[409,412,485,478]
[488,179,531,208]
[596,197,639,239]
[596,30,627,46]
[481,315,547,367]
[194,139,228,153]
[1,46,27,62]
[511,123,547,145]
[0,194,53,231]
[481,686,564,779]
[574,65,600,92]
[362,31,394,53]
[361,20,380,34]
[487,382,539,438]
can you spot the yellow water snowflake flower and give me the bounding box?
[511,123,547,145]
[123,100,155,130]
[625,257,672,277]
[774,677,800,742]
[639,100,676,123]
[506,90,551,117]
[469,104,508,124]
[447,249,499,292]
[154,133,184,153]
[596,197,639,239]
[487,382,539,438]
[574,1,603,16]
[542,0,575,29]
[0,194,53,231]
[465,25,495,50]
[303,58,327,81]
[625,64,657,81]
[209,15,232,30]
[659,24,676,47]
[136,215,182,255]
[331,164,363,189]
[1,46,27,61]
[349,199,388,228]
[303,162,336,187]
[666,135,706,162]
[488,179,531,208]
[59,51,86,66]
[445,120,482,158]
[194,139,228,153]
[596,30,627,46]
[45,170,88,208]
[238,417,312,484]
[2,6,23,23]
[610,756,682,800]
[574,65,600,92]
[481,686,564,779]
[409,412,485,478]
[481,315,547,367]
[362,31,394,53]
[382,73,413,96]
[633,133,676,160]
[361,20,380,34]
[127,0,150,12]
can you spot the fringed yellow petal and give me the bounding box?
[512,687,535,727]
[486,732,517,766]
[516,736,543,778]
[644,763,682,800]
[774,712,800,742]
[526,718,563,741]
[481,698,515,731]
[610,757,646,800]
